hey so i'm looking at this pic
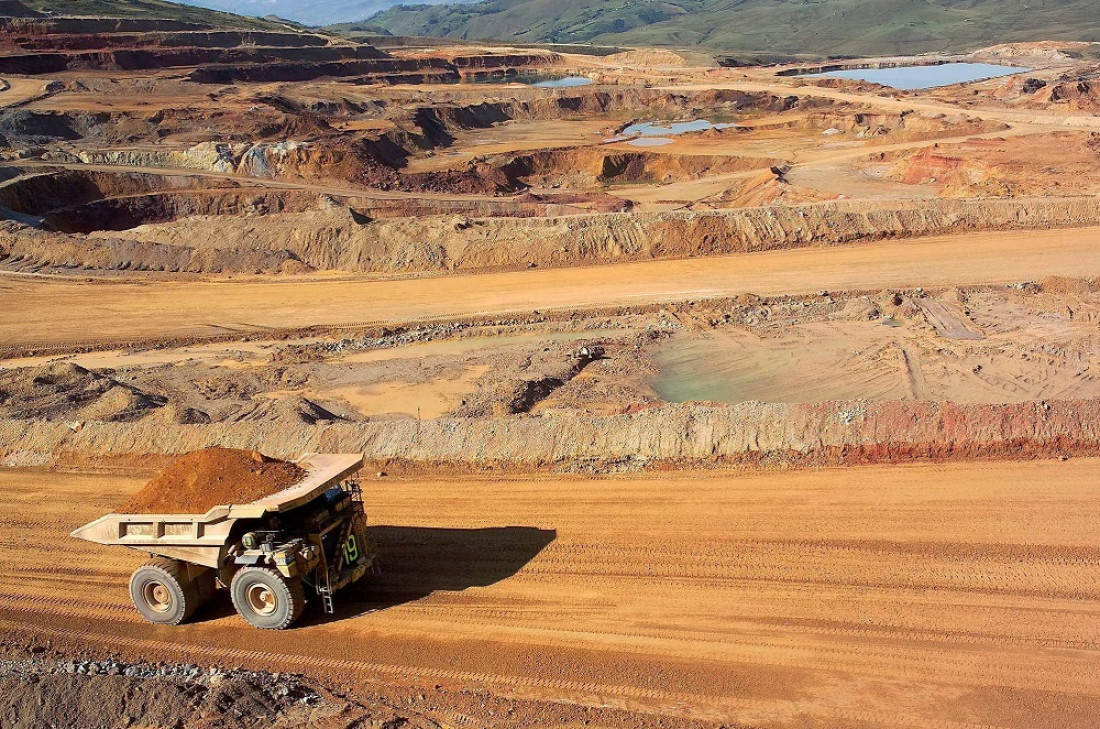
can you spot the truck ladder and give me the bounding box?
[318,561,335,614]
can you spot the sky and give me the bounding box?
[175,0,466,26]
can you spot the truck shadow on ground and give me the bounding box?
[300,524,557,626]
[191,525,556,627]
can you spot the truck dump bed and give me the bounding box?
[70,453,364,568]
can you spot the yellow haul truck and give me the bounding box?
[71,454,373,630]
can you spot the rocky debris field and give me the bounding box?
[0,361,164,421]
[2,279,1096,436]
[0,634,434,729]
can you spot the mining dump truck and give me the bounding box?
[71,454,373,630]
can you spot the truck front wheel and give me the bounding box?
[130,558,200,626]
[230,567,305,630]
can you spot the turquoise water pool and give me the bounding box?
[529,76,594,88]
[452,73,594,87]
[621,119,736,136]
[809,62,1028,90]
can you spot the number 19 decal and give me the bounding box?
[343,534,360,562]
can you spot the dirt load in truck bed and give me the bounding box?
[119,448,306,514]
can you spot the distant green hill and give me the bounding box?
[367,0,1100,57]
[13,0,289,29]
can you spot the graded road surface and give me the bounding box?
[3,225,1099,351]
[3,459,1100,727]
[0,77,50,108]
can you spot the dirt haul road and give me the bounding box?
[3,459,1100,728]
[0,77,50,108]
[3,225,1100,351]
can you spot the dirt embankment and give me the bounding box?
[102,195,1100,274]
[4,30,332,52]
[2,398,1096,472]
[448,51,562,71]
[0,89,825,201]
[41,189,320,234]
[877,132,1100,199]
[0,105,333,148]
[0,45,396,76]
[0,169,243,214]
[491,147,778,188]
[1000,75,1100,113]
[3,88,818,178]
[0,15,493,85]
[0,168,323,234]
[0,170,317,273]
[0,362,164,422]
[888,147,1011,197]
[189,57,459,85]
[0,18,220,35]
[181,49,560,87]
[694,168,837,208]
[793,108,1003,139]
[0,226,312,274]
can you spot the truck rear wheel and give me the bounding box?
[129,558,200,626]
[230,567,305,630]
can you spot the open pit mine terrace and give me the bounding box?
[3,5,1100,728]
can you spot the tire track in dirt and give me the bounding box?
[0,615,1006,729]
[5,597,1098,721]
[4,461,1100,727]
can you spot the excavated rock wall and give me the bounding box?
[367,89,821,172]
[117,195,1100,274]
[1017,79,1100,113]
[7,30,332,52]
[189,57,456,84]
[184,51,561,86]
[0,44,394,75]
[0,18,214,35]
[0,228,309,273]
[494,148,779,187]
[0,169,239,216]
[0,168,626,246]
[499,88,814,122]
[450,52,563,70]
[42,189,318,233]
[2,399,1095,469]
[3,90,826,188]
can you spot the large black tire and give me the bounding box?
[230,567,306,630]
[129,558,200,626]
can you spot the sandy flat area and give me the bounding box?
[4,225,1098,350]
[5,458,1100,727]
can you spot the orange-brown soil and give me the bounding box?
[878,131,1100,197]
[6,461,1100,728]
[119,447,304,514]
[4,21,1100,728]
[3,225,1099,353]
